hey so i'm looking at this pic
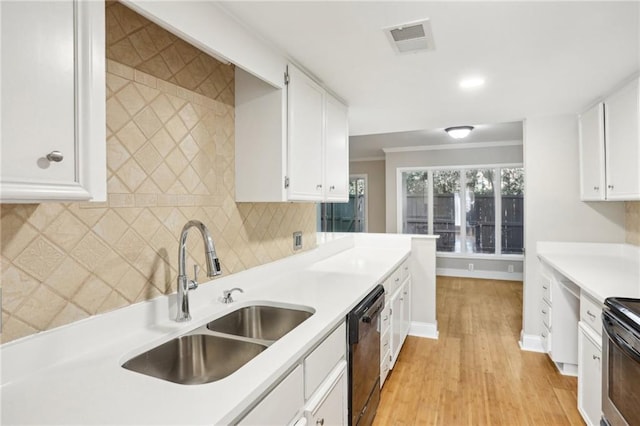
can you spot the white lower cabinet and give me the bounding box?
[578,322,602,426]
[390,279,411,369]
[302,361,347,426]
[380,258,412,381]
[238,322,347,426]
[238,365,304,426]
[539,261,579,376]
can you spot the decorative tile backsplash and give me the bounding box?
[0,3,316,343]
[627,201,640,246]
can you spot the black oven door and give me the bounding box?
[602,310,640,426]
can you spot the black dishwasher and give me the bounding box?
[348,284,385,426]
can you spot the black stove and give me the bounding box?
[605,297,640,335]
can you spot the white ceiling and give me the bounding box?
[219,1,639,150]
[350,121,523,159]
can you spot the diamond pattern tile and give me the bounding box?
[0,3,316,344]
[106,1,234,106]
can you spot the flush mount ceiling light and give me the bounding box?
[459,77,485,89]
[445,126,474,139]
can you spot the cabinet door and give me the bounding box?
[401,280,412,341]
[578,103,606,200]
[306,365,347,426]
[0,0,106,202]
[578,324,602,426]
[605,77,640,200]
[390,289,403,368]
[239,365,304,425]
[1,1,76,184]
[324,94,349,202]
[287,65,324,201]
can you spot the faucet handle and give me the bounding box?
[220,287,243,304]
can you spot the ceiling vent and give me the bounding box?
[384,19,435,54]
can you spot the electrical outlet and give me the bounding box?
[468,263,474,271]
[293,231,303,250]
[508,264,514,273]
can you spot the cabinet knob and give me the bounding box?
[46,151,64,162]
[608,185,614,189]
[592,354,601,361]
[541,309,547,314]
[593,186,599,191]
[316,184,322,190]
[330,185,335,190]
[316,419,324,426]
[586,310,596,319]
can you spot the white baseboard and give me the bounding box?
[409,321,438,339]
[519,332,546,353]
[437,268,523,281]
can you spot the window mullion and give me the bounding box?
[459,169,467,254]
[495,168,502,255]
[428,170,434,235]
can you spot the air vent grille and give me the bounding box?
[384,19,435,54]
[390,25,425,42]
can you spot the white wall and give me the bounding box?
[522,115,626,345]
[349,160,385,233]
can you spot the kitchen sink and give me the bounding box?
[122,304,314,385]
[122,334,267,385]
[206,305,314,341]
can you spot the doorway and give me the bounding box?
[319,175,367,232]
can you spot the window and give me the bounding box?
[501,168,524,254]
[400,166,524,255]
[433,170,460,252]
[466,169,495,254]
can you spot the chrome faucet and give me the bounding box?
[176,220,222,322]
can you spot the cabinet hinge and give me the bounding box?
[284,70,290,86]
[284,176,290,189]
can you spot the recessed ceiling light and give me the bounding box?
[445,126,474,139]
[459,77,485,89]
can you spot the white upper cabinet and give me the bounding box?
[604,77,640,200]
[578,103,606,200]
[578,76,640,201]
[235,64,349,203]
[324,94,349,202]
[0,0,106,203]
[287,65,325,201]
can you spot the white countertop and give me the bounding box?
[537,242,640,303]
[1,235,412,425]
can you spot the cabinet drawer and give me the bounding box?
[400,258,410,281]
[239,364,303,425]
[304,322,346,399]
[380,303,391,334]
[541,327,551,353]
[380,329,390,360]
[383,268,402,296]
[580,293,603,336]
[380,350,391,388]
[541,300,551,329]
[542,278,551,303]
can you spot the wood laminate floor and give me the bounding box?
[374,276,584,426]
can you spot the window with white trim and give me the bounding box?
[400,166,524,255]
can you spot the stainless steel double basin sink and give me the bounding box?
[122,304,314,385]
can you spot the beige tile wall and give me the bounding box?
[626,201,640,245]
[0,3,316,343]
